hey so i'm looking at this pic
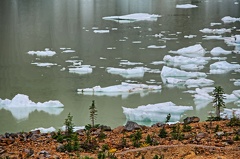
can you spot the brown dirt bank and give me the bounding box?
[0,120,240,159]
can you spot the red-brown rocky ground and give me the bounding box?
[0,120,240,159]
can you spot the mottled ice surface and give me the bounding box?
[210,61,240,74]
[31,62,58,67]
[200,28,231,34]
[0,94,64,120]
[122,102,193,122]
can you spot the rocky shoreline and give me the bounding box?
[0,119,240,159]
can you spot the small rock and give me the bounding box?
[24,148,34,157]
[56,144,65,152]
[99,125,111,131]
[151,122,163,127]
[31,129,41,134]
[216,131,224,137]
[75,129,85,136]
[124,121,141,131]
[183,116,200,124]
[39,150,50,157]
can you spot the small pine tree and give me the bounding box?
[89,100,97,128]
[212,86,225,118]
[65,113,74,136]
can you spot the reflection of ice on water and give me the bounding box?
[0,94,64,121]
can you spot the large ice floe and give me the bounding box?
[27,48,56,57]
[106,67,149,78]
[199,28,231,34]
[210,47,232,56]
[163,55,210,68]
[221,16,240,23]
[102,13,161,23]
[209,61,240,74]
[169,44,206,57]
[77,82,161,99]
[122,102,193,123]
[176,4,198,8]
[0,94,64,120]
[161,66,207,78]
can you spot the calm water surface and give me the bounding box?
[0,0,239,134]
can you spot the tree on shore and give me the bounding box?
[212,86,225,119]
[89,100,97,128]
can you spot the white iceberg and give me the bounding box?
[184,35,197,38]
[122,102,193,122]
[210,47,232,56]
[31,62,58,67]
[77,82,161,98]
[202,35,224,40]
[210,61,240,74]
[161,66,207,78]
[0,94,64,120]
[119,60,143,66]
[169,44,206,57]
[176,4,198,8]
[93,30,110,33]
[224,35,240,46]
[106,67,149,78]
[221,108,240,119]
[31,127,56,133]
[69,67,93,75]
[200,28,231,34]
[102,13,161,23]
[62,50,75,53]
[27,48,56,57]
[147,45,166,49]
[163,55,209,67]
[221,16,240,23]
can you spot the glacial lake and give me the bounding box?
[0,0,239,134]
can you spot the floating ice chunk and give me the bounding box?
[163,55,209,67]
[27,48,56,57]
[93,30,110,33]
[122,102,193,122]
[184,35,197,38]
[200,28,231,34]
[31,127,56,133]
[106,67,148,78]
[120,60,143,66]
[62,50,75,53]
[210,23,222,26]
[210,47,232,56]
[221,16,240,23]
[234,79,240,86]
[102,13,161,23]
[202,35,224,40]
[210,61,240,72]
[169,44,206,57]
[0,94,64,120]
[185,78,214,87]
[31,62,58,67]
[69,67,93,75]
[221,108,240,119]
[176,4,198,8]
[165,77,186,85]
[147,45,166,49]
[224,35,240,46]
[161,66,207,78]
[77,82,161,98]
[61,126,85,132]
[233,90,240,98]
[150,61,165,65]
